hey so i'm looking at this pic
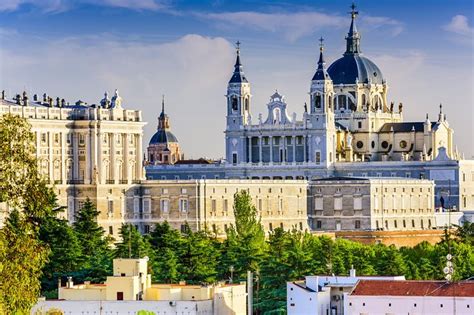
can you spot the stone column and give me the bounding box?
[85,130,91,184]
[124,133,130,183]
[136,133,144,180]
[110,133,116,183]
[258,136,263,163]
[61,132,66,184]
[292,135,296,163]
[90,124,97,184]
[303,135,307,163]
[248,136,252,163]
[73,133,79,180]
[97,131,103,184]
[269,136,273,164]
[48,131,54,183]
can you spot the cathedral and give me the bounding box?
[224,5,454,168]
[146,4,473,213]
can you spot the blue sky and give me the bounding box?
[0,0,473,158]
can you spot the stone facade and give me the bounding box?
[125,179,308,237]
[309,177,436,232]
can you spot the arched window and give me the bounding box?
[231,96,238,111]
[244,97,249,111]
[273,108,281,124]
[329,96,333,109]
[337,95,347,110]
[314,94,322,109]
[361,94,366,105]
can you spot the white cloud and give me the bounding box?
[361,16,404,36]
[0,34,234,158]
[0,0,169,12]
[444,15,474,36]
[198,10,404,42]
[196,11,346,42]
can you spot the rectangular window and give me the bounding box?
[179,199,188,212]
[315,197,323,210]
[358,121,362,129]
[144,225,150,234]
[232,153,237,165]
[211,199,217,212]
[354,197,362,210]
[133,198,140,214]
[315,151,321,164]
[79,134,85,145]
[355,220,361,229]
[223,199,228,212]
[279,199,283,212]
[161,199,169,213]
[258,199,263,211]
[316,220,322,229]
[108,200,113,216]
[109,226,113,235]
[269,223,273,231]
[143,199,150,214]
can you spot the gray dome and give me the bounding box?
[149,130,178,145]
[327,54,384,85]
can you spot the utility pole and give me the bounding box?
[247,271,253,315]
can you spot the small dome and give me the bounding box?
[327,54,384,85]
[149,130,178,145]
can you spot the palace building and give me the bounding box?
[1,3,473,237]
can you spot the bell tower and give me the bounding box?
[308,38,336,166]
[225,41,251,165]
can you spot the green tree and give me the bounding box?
[73,199,112,282]
[0,114,57,312]
[221,191,266,281]
[454,221,474,246]
[154,247,179,283]
[115,224,152,259]
[180,225,219,284]
[0,210,49,313]
[257,228,312,313]
[39,216,82,297]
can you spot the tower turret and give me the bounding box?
[345,3,361,55]
[225,41,252,165]
[310,37,334,114]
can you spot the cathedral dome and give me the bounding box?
[149,129,178,145]
[327,54,384,85]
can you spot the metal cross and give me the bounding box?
[350,2,359,18]
[235,40,241,50]
[319,37,324,50]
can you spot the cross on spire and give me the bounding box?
[350,2,358,19]
[235,40,241,52]
[319,37,324,51]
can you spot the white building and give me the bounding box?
[348,279,474,315]
[287,268,405,315]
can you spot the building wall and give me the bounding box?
[309,178,435,232]
[287,282,329,315]
[32,300,214,315]
[134,179,309,236]
[348,295,474,315]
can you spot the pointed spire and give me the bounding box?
[161,94,165,114]
[345,2,361,55]
[312,36,331,81]
[438,103,444,122]
[229,40,248,83]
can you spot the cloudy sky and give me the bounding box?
[0,0,472,158]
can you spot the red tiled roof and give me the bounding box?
[351,280,474,297]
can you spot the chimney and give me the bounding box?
[349,265,356,277]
